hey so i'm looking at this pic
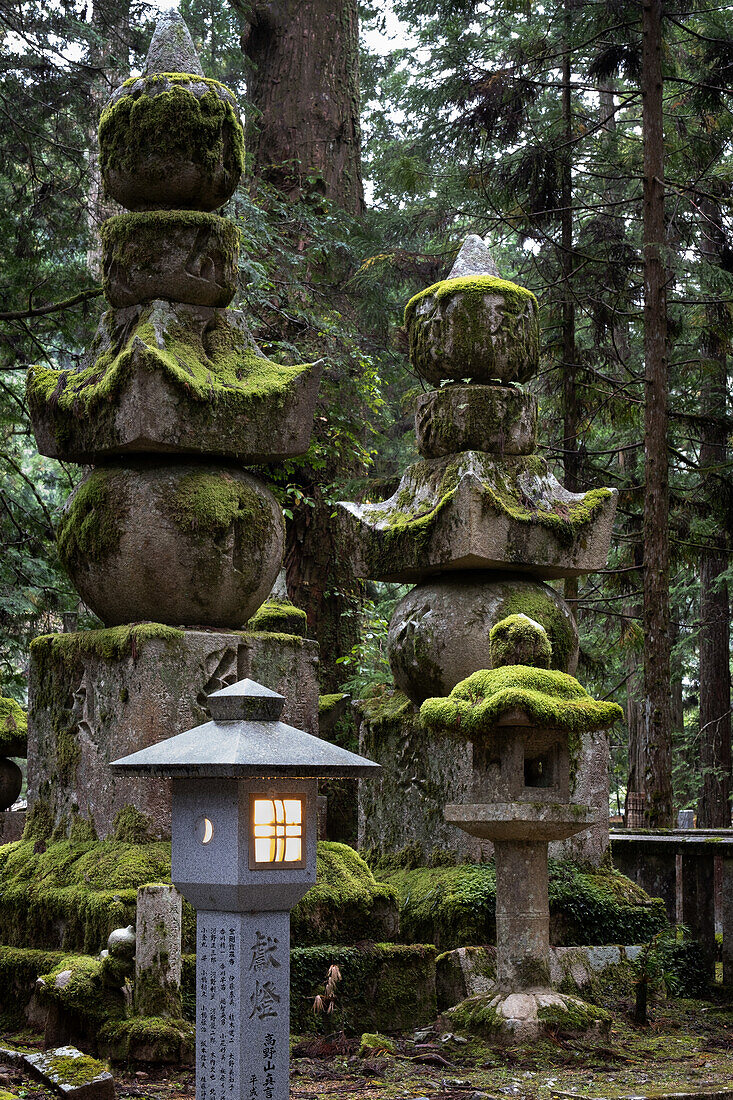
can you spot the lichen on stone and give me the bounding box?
[420,666,623,740]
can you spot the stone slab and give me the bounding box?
[339,451,618,582]
[28,628,318,839]
[24,1045,113,1099]
[196,910,290,1100]
[28,301,323,464]
[357,693,610,866]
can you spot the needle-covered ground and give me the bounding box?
[2,994,732,1099]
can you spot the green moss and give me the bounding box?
[27,303,318,458]
[358,1032,396,1056]
[446,993,503,1035]
[56,468,122,575]
[43,1052,109,1086]
[170,468,273,540]
[537,998,611,1034]
[36,954,127,1026]
[69,815,97,845]
[406,275,536,323]
[291,842,398,946]
[490,614,552,669]
[420,666,623,741]
[357,690,412,729]
[30,624,185,670]
[319,693,347,716]
[242,630,304,646]
[23,800,54,841]
[247,600,308,636]
[501,587,575,672]
[0,696,27,756]
[382,860,669,951]
[99,1015,195,1063]
[0,946,65,1026]
[113,804,156,845]
[99,74,244,189]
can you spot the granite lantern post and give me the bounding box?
[110,678,379,1100]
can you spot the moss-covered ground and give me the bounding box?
[1,992,732,1098]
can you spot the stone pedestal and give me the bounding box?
[196,910,290,1100]
[28,627,318,838]
[495,840,550,989]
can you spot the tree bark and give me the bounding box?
[239,0,364,212]
[641,0,673,826]
[561,0,579,610]
[697,196,731,828]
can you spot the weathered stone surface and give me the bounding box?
[102,212,239,308]
[27,302,323,464]
[415,384,537,457]
[339,451,618,582]
[135,884,182,1017]
[57,461,282,628]
[0,809,26,844]
[107,925,136,960]
[444,803,595,842]
[445,989,609,1041]
[100,74,243,212]
[143,11,204,76]
[387,574,578,703]
[448,235,500,280]
[356,690,610,865]
[28,626,318,839]
[405,277,539,385]
[25,1045,114,1099]
[0,758,22,810]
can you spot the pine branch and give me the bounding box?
[0,287,102,322]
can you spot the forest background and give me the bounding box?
[0,0,731,829]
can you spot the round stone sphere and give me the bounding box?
[99,74,244,212]
[108,925,136,960]
[405,276,539,385]
[387,574,578,704]
[57,461,284,628]
[0,758,22,811]
[101,212,239,309]
[415,384,538,457]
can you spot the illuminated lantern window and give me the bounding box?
[251,795,304,868]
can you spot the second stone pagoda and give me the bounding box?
[339,236,618,864]
[25,13,323,838]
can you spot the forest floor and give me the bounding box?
[1,996,732,1100]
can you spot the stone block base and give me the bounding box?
[28,626,317,839]
[357,692,609,865]
[0,809,26,844]
[444,989,610,1041]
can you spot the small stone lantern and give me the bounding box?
[111,678,379,1100]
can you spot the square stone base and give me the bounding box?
[28,627,318,839]
[357,693,609,866]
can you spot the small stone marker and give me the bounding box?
[447,234,500,279]
[135,883,183,1017]
[678,808,695,829]
[24,1046,114,1100]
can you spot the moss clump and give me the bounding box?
[500,584,576,672]
[358,1032,396,1056]
[404,276,539,383]
[490,614,552,669]
[99,74,244,190]
[23,800,54,841]
[37,953,128,1027]
[420,666,623,741]
[0,696,27,756]
[446,992,503,1035]
[113,804,157,845]
[0,835,172,952]
[319,693,348,716]
[291,842,398,946]
[171,468,274,539]
[247,599,307,637]
[0,946,65,1026]
[537,998,611,1034]
[43,1052,110,1086]
[27,303,318,460]
[56,469,122,575]
[30,624,185,670]
[382,860,669,951]
[99,1015,195,1063]
[357,690,412,729]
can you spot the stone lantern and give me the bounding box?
[111,678,379,1100]
[421,616,623,1037]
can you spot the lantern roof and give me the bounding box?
[110,678,381,779]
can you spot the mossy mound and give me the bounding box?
[0,946,64,1027]
[30,624,185,670]
[380,860,669,950]
[291,842,399,945]
[420,666,623,741]
[490,614,552,669]
[99,1016,195,1063]
[36,952,129,1027]
[99,73,244,211]
[246,599,308,637]
[404,275,539,384]
[0,696,27,756]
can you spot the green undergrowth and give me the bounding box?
[0,696,27,756]
[379,860,668,950]
[420,666,623,740]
